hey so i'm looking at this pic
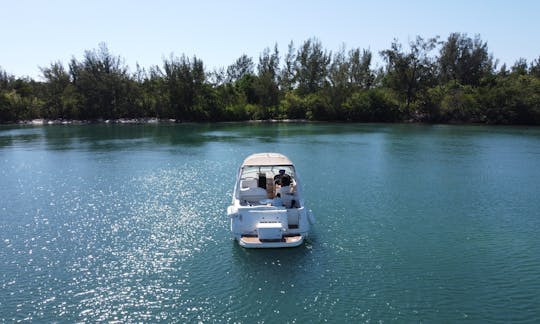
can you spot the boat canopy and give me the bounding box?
[241,153,293,167]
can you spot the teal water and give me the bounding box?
[1,123,540,322]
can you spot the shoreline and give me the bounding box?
[6,118,313,126]
[1,118,537,127]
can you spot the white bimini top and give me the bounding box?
[241,153,293,167]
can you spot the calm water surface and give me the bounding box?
[1,123,540,322]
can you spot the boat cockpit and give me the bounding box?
[237,165,299,208]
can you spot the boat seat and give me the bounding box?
[241,178,258,189]
[277,186,296,208]
[239,187,268,203]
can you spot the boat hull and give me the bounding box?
[237,234,305,248]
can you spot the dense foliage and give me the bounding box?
[2,34,540,124]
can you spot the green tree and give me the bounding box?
[348,48,374,90]
[217,83,249,120]
[226,54,254,83]
[0,68,15,121]
[344,89,400,122]
[295,38,331,96]
[280,91,306,119]
[425,81,481,122]
[279,41,296,91]
[304,92,334,120]
[255,45,280,109]
[480,74,540,124]
[511,58,528,75]
[136,65,168,118]
[530,56,540,77]
[162,54,207,121]
[381,36,438,115]
[69,43,132,120]
[327,45,351,115]
[438,33,493,86]
[0,77,43,121]
[40,62,75,119]
[0,67,15,91]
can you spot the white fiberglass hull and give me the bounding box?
[228,205,311,248]
[237,234,305,248]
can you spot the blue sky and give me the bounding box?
[2,0,539,78]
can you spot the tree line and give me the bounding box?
[1,33,540,124]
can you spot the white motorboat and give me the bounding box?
[227,153,314,248]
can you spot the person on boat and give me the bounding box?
[274,169,286,185]
[274,169,291,186]
[281,174,291,186]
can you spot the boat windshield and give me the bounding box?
[240,165,295,181]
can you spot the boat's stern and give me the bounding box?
[238,234,304,248]
[228,205,309,248]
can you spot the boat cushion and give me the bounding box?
[239,186,267,202]
[241,179,258,189]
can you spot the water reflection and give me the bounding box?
[0,123,419,152]
[0,126,43,149]
[3,123,540,152]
